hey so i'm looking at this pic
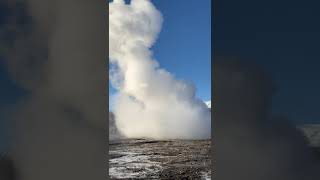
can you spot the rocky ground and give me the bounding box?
[109,139,212,180]
[108,125,320,180]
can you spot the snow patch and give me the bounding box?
[109,150,163,179]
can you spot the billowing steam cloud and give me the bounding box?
[1,0,107,180]
[109,0,211,139]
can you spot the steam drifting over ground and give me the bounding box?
[109,0,211,139]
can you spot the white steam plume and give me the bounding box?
[109,0,211,139]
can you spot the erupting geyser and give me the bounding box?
[109,0,211,139]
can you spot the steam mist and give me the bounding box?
[109,0,211,139]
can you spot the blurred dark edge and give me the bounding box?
[0,154,15,180]
[0,0,109,180]
[213,0,320,179]
[106,0,110,178]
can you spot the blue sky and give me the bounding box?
[109,0,212,108]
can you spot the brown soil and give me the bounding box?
[109,139,212,179]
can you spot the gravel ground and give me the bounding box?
[109,139,212,179]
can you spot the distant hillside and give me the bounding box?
[300,124,320,147]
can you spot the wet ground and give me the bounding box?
[109,139,212,179]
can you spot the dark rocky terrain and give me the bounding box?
[2,123,320,180]
[109,139,211,180]
[108,124,320,180]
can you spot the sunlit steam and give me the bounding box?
[109,0,211,139]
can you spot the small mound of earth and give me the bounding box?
[109,139,211,179]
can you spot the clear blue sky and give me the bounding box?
[109,0,212,108]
